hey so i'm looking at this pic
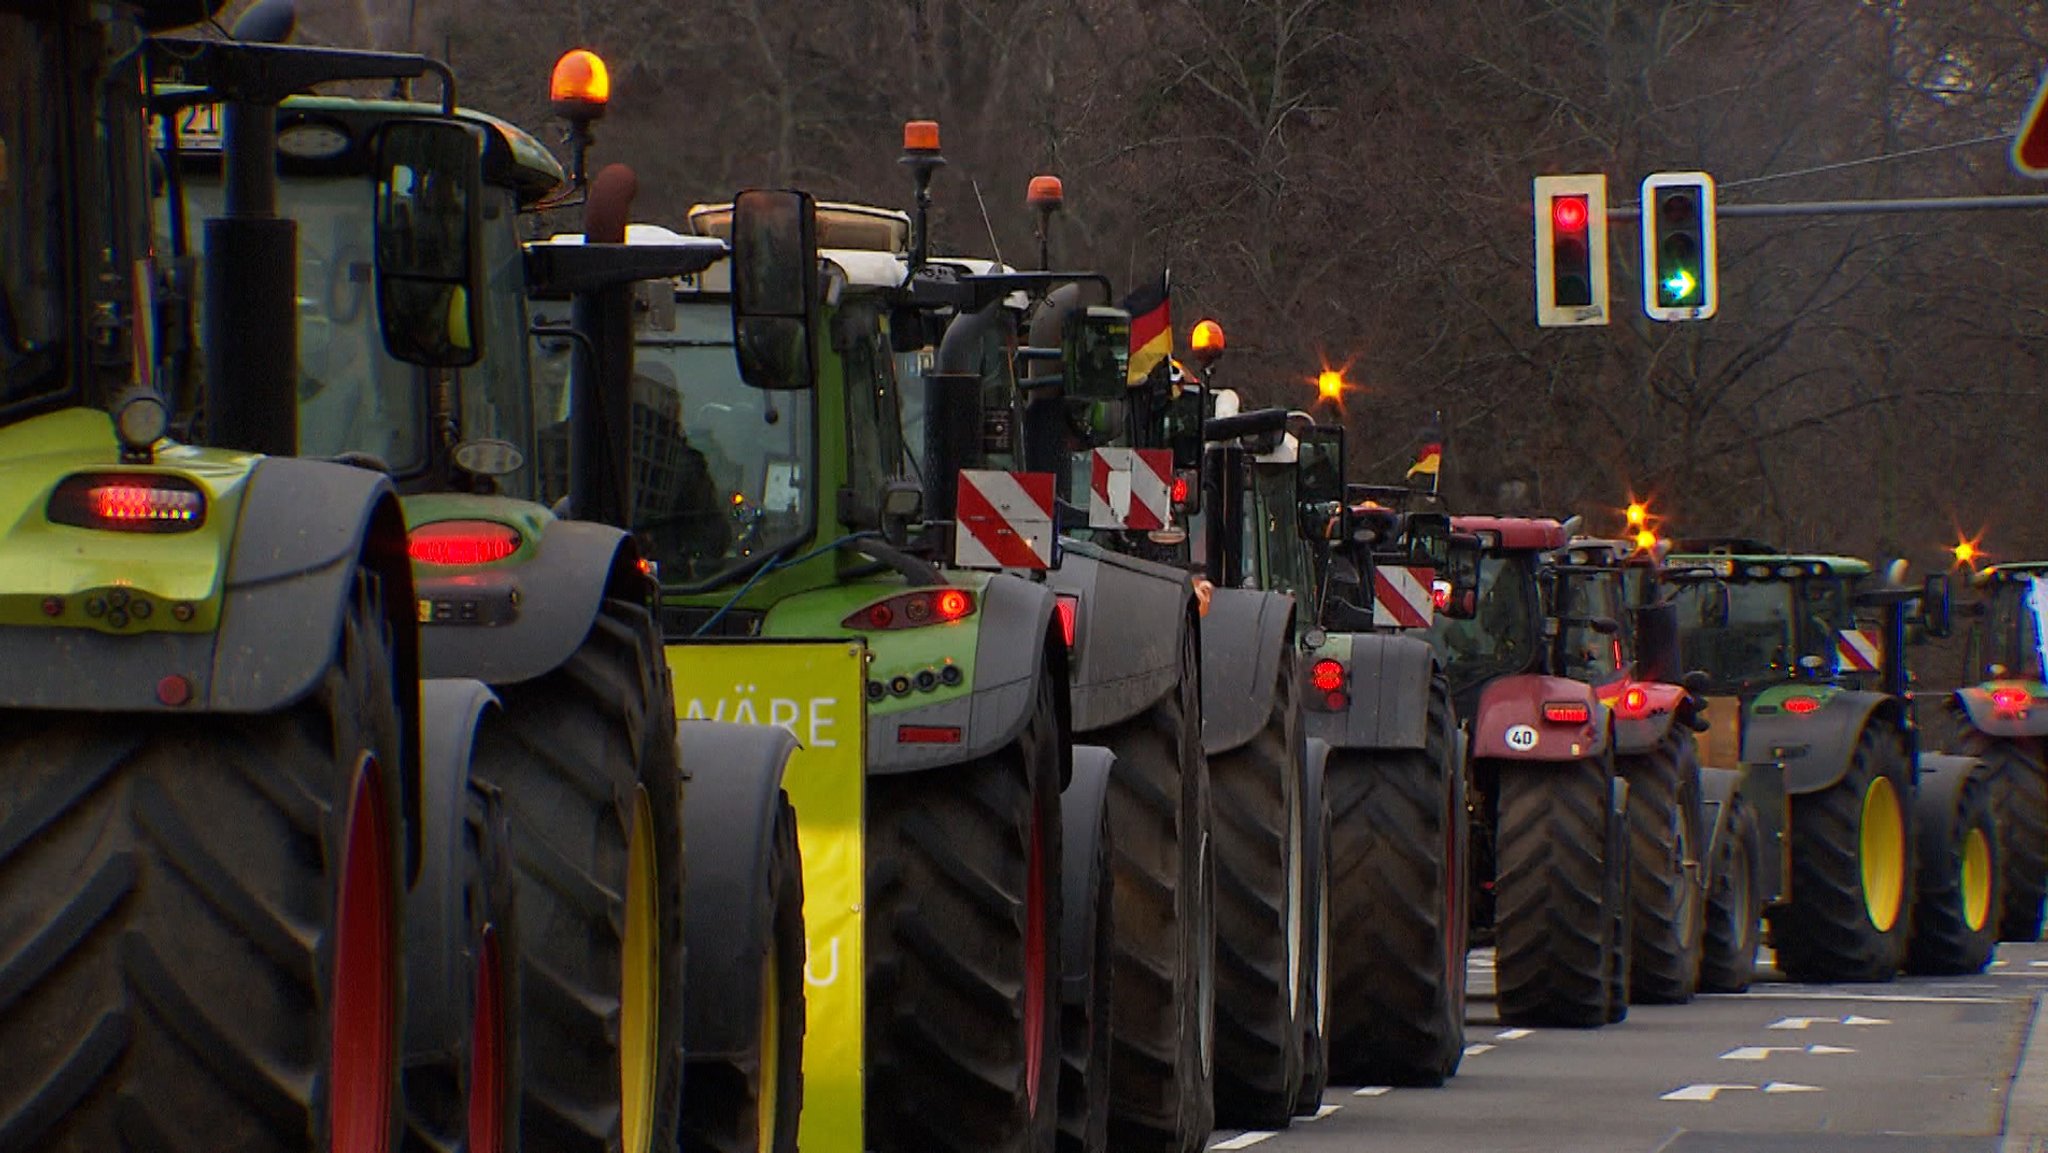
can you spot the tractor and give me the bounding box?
[1951,560,2048,941]
[161,45,809,1153]
[1663,541,1999,982]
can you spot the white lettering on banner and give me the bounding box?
[680,684,842,748]
[806,936,841,987]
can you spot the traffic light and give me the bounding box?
[1640,171,1718,321]
[1533,174,1609,327]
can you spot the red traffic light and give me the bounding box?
[1552,195,1589,234]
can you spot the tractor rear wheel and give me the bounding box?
[472,595,686,1153]
[1212,656,1305,1129]
[1104,624,1214,1153]
[1768,725,1912,983]
[0,568,406,1153]
[867,667,1062,1153]
[1291,745,1333,1117]
[1325,675,1466,1085]
[1493,757,1619,1028]
[1620,729,1704,1004]
[1603,777,1632,1026]
[1056,770,1114,1153]
[1956,731,2046,942]
[1699,798,1761,994]
[1905,766,2000,976]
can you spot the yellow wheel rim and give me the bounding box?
[1962,827,1993,933]
[757,950,780,1152]
[621,788,659,1153]
[1860,775,1907,933]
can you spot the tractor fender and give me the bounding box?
[404,678,502,1058]
[867,572,1063,776]
[1050,540,1189,733]
[677,720,802,1061]
[1743,689,1901,796]
[1699,765,1743,883]
[1302,630,1440,752]
[1911,753,1992,878]
[1952,685,2048,740]
[416,516,643,687]
[1060,744,1117,1007]
[1610,683,1689,757]
[1467,674,1610,762]
[1199,586,1294,756]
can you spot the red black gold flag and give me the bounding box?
[1407,414,1445,482]
[1121,272,1171,386]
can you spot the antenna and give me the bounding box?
[970,178,1005,267]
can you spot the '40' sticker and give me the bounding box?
[1505,724,1539,751]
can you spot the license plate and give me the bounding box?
[173,103,223,151]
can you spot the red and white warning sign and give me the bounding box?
[1836,628,1881,673]
[1088,448,1173,531]
[1372,566,1436,629]
[955,470,1056,569]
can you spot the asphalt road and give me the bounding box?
[1210,942,2048,1153]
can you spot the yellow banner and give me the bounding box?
[667,639,866,1151]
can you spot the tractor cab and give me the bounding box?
[1428,516,1566,716]
[1962,562,2048,688]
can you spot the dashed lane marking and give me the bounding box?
[1724,991,2010,1005]
[1352,1086,1392,1098]
[1307,1104,1339,1121]
[1661,1082,1824,1102]
[1212,1131,1274,1149]
[1496,1028,1534,1040]
[1464,1043,1497,1056]
[1767,1014,1890,1029]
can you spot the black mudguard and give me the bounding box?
[1743,690,1900,796]
[1199,587,1294,757]
[1702,763,1788,908]
[1913,752,1989,858]
[1060,744,1116,1010]
[1049,541,1189,734]
[678,720,802,1063]
[1611,705,1681,759]
[405,678,501,1056]
[418,516,642,687]
[1302,631,1438,752]
[1953,687,2048,740]
[867,572,1069,782]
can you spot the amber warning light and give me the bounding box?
[903,120,942,154]
[1027,175,1064,209]
[551,49,611,117]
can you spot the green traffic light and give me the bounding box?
[1661,267,1698,302]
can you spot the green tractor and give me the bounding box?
[1951,561,2048,941]
[1664,542,2000,982]
[161,50,808,1153]
[0,5,524,1150]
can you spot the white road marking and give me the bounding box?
[1464,1043,1496,1056]
[1662,1084,1751,1102]
[1806,1044,1856,1055]
[1840,1015,1891,1025]
[1768,1013,1891,1029]
[1721,1046,1799,1061]
[1352,1086,1391,1098]
[1308,1104,1339,1121]
[2029,959,2048,968]
[1996,959,2011,967]
[1212,1132,1274,1149]
[1763,1081,1823,1094]
[1725,991,2009,1005]
[1496,1028,1534,1040]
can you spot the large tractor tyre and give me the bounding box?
[1956,731,2046,942]
[1057,768,1115,1153]
[1905,768,2000,976]
[867,668,1062,1153]
[1211,657,1306,1129]
[681,792,806,1153]
[404,780,521,1153]
[1291,747,1333,1118]
[1768,726,1913,983]
[1493,757,1619,1029]
[1619,730,1705,1004]
[0,568,407,1153]
[1326,679,1467,1086]
[1699,799,1761,994]
[1104,625,1215,1153]
[471,595,687,1153]
[1603,777,1632,1026]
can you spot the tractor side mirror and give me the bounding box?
[1296,425,1345,541]
[1406,513,1451,569]
[1440,533,1482,619]
[1696,580,1732,629]
[1062,306,1131,403]
[373,118,487,368]
[729,188,820,390]
[1919,573,1953,639]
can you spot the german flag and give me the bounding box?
[1406,416,1444,480]
[1122,271,1171,386]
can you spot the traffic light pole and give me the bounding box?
[1607,191,2048,220]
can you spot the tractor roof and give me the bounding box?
[1977,561,2048,585]
[1664,553,1873,579]
[1450,515,1569,552]
[686,200,912,254]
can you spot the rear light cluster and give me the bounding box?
[1614,686,1651,719]
[1992,687,2031,713]
[1781,695,1822,715]
[1310,658,1349,710]
[867,662,966,702]
[1542,701,1591,725]
[843,588,976,631]
[48,473,206,534]
[409,520,522,566]
[1055,595,1079,648]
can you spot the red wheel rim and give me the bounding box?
[1023,804,1047,1115]
[331,758,396,1153]
[468,928,507,1153]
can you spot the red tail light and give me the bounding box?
[1992,687,2030,713]
[898,724,963,745]
[1171,476,1190,503]
[1311,659,1346,694]
[1431,581,1451,610]
[1542,701,1591,725]
[1782,694,1822,715]
[409,520,522,566]
[843,588,979,631]
[1055,595,1079,647]
[48,472,206,533]
[1616,686,1650,718]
